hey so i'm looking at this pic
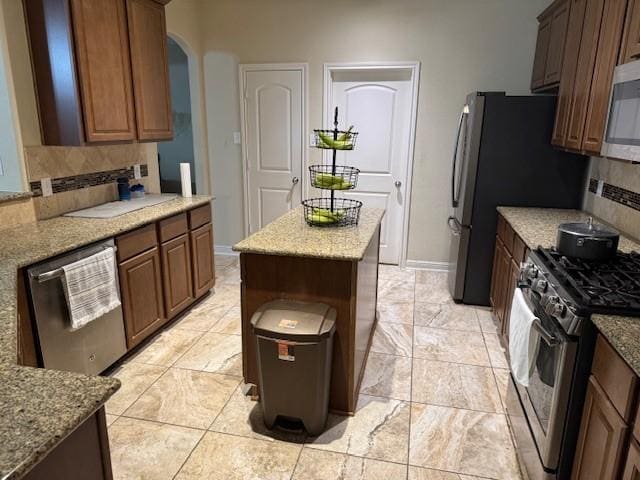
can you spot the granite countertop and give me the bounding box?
[497,206,640,378]
[0,194,213,479]
[233,206,385,261]
[0,191,32,205]
[496,206,640,252]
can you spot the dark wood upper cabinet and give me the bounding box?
[532,14,553,90]
[572,376,628,480]
[191,223,215,298]
[160,233,194,319]
[70,0,136,143]
[552,0,588,146]
[565,0,606,151]
[582,0,629,154]
[126,0,173,141]
[548,0,628,153]
[118,246,165,348]
[24,0,173,145]
[621,0,640,63]
[531,0,571,92]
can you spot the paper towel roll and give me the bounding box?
[180,163,192,198]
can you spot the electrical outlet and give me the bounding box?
[41,177,53,197]
[133,164,142,179]
[596,179,604,197]
[233,132,241,144]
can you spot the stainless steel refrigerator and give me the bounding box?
[447,92,587,305]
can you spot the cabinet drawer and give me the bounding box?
[189,203,212,230]
[513,234,528,264]
[158,212,188,243]
[502,221,516,255]
[116,223,158,262]
[592,334,638,422]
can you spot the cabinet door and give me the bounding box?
[532,15,553,90]
[191,223,216,299]
[161,234,194,319]
[119,247,165,348]
[502,258,520,345]
[564,0,605,151]
[544,0,572,85]
[70,0,136,142]
[492,239,511,328]
[126,0,173,141]
[489,236,503,308]
[582,0,628,154]
[572,376,628,480]
[553,0,588,146]
[623,440,640,480]
[622,0,640,63]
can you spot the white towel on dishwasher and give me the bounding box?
[61,246,121,331]
[509,288,540,387]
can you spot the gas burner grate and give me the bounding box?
[537,248,640,315]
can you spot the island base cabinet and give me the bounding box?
[24,408,113,480]
[161,234,195,319]
[240,225,380,415]
[119,247,165,349]
[572,376,628,479]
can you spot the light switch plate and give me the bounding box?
[41,177,53,197]
[233,132,241,144]
[596,179,604,197]
[133,164,142,180]
[309,133,317,147]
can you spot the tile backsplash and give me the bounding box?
[584,156,640,240]
[23,144,159,219]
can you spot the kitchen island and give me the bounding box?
[233,206,385,415]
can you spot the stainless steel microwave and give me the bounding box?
[601,59,640,162]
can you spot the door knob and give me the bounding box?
[292,177,299,185]
[394,180,402,188]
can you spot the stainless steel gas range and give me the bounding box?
[506,248,640,479]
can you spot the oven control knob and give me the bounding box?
[533,279,548,293]
[523,263,538,280]
[541,294,555,308]
[553,303,567,317]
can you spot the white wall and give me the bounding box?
[170,0,548,261]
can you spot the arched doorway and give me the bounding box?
[157,37,196,194]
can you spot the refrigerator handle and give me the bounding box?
[451,105,469,209]
[447,216,462,236]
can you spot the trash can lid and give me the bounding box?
[250,300,336,343]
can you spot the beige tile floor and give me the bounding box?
[106,256,522,480]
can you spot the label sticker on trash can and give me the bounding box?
[278,319,298,329]
[277,342,295,361]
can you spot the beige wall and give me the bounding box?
[181,0,549,263]
[584,156,640,241]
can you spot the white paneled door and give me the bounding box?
[329,67,416,264]
[241,66,305,234]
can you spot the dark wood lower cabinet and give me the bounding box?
[191,223,215,298]
[119,246,165,348]
[572,377,629,479]
[623,440,640,480]
[24,408,113,480]
[161,233,194,319]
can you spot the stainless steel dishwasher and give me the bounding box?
[27,238,127,376]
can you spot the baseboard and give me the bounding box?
[405,259,450,272]
[214,245,238,256]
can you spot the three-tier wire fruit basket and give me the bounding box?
[302,107,362,227]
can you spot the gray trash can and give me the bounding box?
[251,300,336,436]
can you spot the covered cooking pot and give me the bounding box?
[556,217,619,261]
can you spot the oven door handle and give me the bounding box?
[533,319,558,347]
